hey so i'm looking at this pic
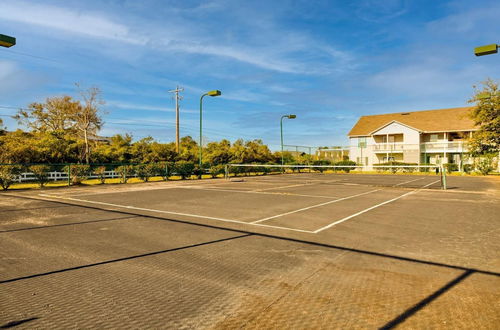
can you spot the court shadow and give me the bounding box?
[379,269,474,329]
[0,317,39,328]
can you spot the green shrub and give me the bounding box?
[135,163,160,182]
[29,165,51,187]
[115,165,133,183]
[477,157,494,175]
[0,165,22,190]
[93,166,107,184]
[333,160,357,173]
[444,163,459,172]
[193,164,207,178]
[463,164,473,174]
[375,161,418,173]
[229,164,244,177]
[64,164,90,185]
[312,159,332,173]
[174,161,195,179]
[208,164,225,178]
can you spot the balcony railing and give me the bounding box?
[372,143,413,152]
[365,141,469,153]
[421,141,468,152]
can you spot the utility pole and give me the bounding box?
[168,86,184,153]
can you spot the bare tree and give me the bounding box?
[73,84,105,164]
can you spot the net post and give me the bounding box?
[224,164,229,180]
[67,164,71,186]
[165,163,169,181]
[441,165,447,190]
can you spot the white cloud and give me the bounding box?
[0,1,352,74]
[0,1,147,45]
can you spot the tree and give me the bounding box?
[15,86,105,163]
[15,96,80,133]
[468,79,500,155]
[205,139,232,165]
[178,136,198,162]
[73,84,105,163]
[93,134,133,163]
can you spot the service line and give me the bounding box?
[251,188,383,224]
[312,179,441,233]
[179,186,340,199]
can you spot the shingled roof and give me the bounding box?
[348,107,477,136]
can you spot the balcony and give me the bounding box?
[372,143,407,153]
[421,141,469,153]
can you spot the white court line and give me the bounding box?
[37,194,315,234]
[312,180,441,233]
[251,182,318,192]
[178,186,339,199]
[251,188,382,224]
[392,177,426,186]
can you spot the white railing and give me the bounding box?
[371,143,415,152]
[363,141,469,153]
[15,170,123,183]
[421,141,468,152]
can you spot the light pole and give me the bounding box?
[280,114,296,166]
[474,44,499,173]
[199,90,222,172]
[0,34,16,48]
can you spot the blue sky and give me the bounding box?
[0,0,499,150]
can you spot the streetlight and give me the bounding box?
[199,90,222,173]
[280,114,296,166]
[0,34,16,48]
[474,44,498,56]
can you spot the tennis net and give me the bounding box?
[224,164,447,190]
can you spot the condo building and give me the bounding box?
[348,107,476,168]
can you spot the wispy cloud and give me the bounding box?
[0,1,352,75]
[0,1,147,45]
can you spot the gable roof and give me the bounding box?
[348,107,476,136]
[369,120,421,135]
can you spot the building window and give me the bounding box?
[430,134,438,142]
[358,137,367,148]
[383,156,395,162]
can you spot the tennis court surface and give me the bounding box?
[1,172,499,328]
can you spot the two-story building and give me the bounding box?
[348,107,476,167]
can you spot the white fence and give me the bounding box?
[15,170,123,183]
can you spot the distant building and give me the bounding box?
[347,107,476,167]
[88,135,112,144]
[315,147,349,162]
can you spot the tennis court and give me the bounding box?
[1,171,499,328]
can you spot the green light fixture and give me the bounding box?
[0,34,16,48]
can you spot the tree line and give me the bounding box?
[0,85,320,166]
[1,80,498,166]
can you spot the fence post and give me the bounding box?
[67,164,71,186]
